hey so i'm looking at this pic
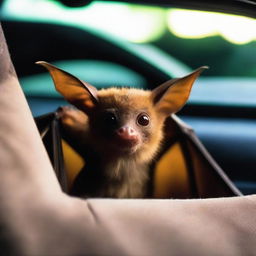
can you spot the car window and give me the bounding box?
[2,0,256,111]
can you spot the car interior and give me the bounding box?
[1,0,256,195]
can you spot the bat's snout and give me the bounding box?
[116,126,139,146]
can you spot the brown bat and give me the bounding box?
[37,61,206,198]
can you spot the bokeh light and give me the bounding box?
[167,9,256,45]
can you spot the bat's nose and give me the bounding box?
[116,126,138,142]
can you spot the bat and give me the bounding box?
[37,61,206,198]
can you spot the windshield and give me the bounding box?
[2,0,256,107]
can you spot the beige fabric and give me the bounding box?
[0,24,256,255]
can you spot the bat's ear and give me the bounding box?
[36,61,98,113]
[151,66,208,116]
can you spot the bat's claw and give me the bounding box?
[57,106,88,131]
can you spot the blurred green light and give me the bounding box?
[3,0,254,45]
[167,9,256,45]
[2,0,165,43]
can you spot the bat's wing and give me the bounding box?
[35,112,68,192]
[152,114,241,198]
[35,111,241,198]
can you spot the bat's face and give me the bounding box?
[88,88,164,161]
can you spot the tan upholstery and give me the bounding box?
[0,24,256,255]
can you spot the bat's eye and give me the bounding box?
[103,112,117,126]
[137,113,150,126]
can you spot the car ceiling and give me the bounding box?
[52,0,256,18]
[1,0,256,16]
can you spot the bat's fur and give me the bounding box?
[37,61,205,198]
[60,88,165,198]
